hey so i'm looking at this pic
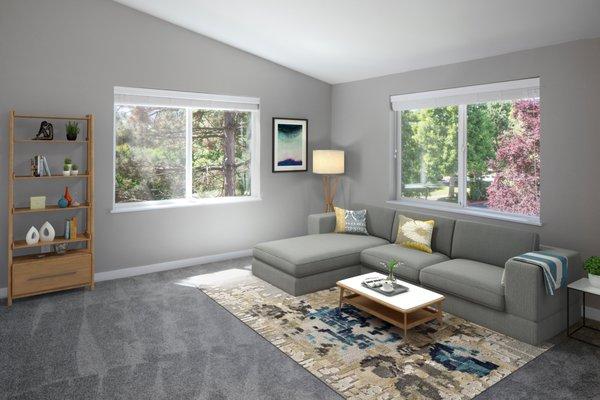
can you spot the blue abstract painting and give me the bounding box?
[273,118,307,171]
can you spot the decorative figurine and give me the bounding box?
[64,186,73,206]
[39,221,56,242]
[58,196,68,208]
[34,121,54,140]
[25,226,40,245]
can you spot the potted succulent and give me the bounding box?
[64,157,72,171]
[584,256,600,288]
[62,164,71,176]
[70,164,79,176]
[65,121,79,141]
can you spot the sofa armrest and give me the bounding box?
[308,212,335,234]
[504,245,582,322]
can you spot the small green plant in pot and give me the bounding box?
[386,259,398,282]
[70,163,79,176]
[62,164,71,176]
[64,157,72,170]
[584,256,600,288]
[65,121,79,141]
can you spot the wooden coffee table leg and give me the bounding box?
[403,312,408,341]
[338,287,344,311]
[436,300,444,324]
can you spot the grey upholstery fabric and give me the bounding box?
[451,220,539,267]
[253,233,388,278]
[504,245,583,321]
[307,212,335,235]
[361,244,449,282]
[252,258,361,296]
[420,259,506,311]
[391,211,456,256]
[352,203,396,241]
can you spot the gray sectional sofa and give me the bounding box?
[252,203,582,345]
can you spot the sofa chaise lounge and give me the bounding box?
[252,204,582,345]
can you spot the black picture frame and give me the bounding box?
[272,117,308,173]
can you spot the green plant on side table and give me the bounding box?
[584,256,600,288]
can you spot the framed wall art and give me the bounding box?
[272,117,308,172]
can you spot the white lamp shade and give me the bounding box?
[313,150,344,174]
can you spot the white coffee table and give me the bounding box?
[337,272,444,339]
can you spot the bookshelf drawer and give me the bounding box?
[12,252,92,297]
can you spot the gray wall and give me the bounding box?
[0,0,331,288]
[331,38,600,308]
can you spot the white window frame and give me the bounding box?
[112,87,261,213]
[388,78,541,226]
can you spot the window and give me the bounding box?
[391,78,541,224]
[113,87,260,212]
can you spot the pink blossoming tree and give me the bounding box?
[486,99,540,215]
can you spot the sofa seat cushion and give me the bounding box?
[254,233,389,278]
[420,259,506,311]
[361,244,449,282]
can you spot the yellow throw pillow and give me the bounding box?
[334,207,368,235]
[395,215,434,253]
[334,207,346,233]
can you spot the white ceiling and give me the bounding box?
[114,0,600,84]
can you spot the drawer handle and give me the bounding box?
[28,271,77,281]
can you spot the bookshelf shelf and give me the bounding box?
[13,233,91,250]
[13,203,91,214]
[7,110,95,306]
[14,174,89,180]
[14,139,88,144]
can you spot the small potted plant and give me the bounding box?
[584,256,600,288]
[65,121,79,141]
[64,157,72,171]
[62,164,71,176]
[70,164,79,176]
[377,259,398,292]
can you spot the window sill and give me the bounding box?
[111,196,261,214]
[386,199,542,226]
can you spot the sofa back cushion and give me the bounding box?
[352,203,396,242]
[391,211,455,256]
[451,220,540,267]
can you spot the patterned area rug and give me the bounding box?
[198,276,549,400]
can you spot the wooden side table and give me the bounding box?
[567,278,600,347]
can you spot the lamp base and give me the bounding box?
[322,175,340,213]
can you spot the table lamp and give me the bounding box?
[313,150,345,212]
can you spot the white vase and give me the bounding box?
[589,273,600,288]
[39,221,55,242]
[26,226,40,245]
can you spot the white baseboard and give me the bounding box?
[0,249,252,299]
[95,249,252,282]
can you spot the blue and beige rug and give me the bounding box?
[198,276,549,399]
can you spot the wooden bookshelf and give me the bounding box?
[7,111,95,306]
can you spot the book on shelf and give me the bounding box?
[70,217,77,239]
[64,218,70,240]
[31,155,51,176]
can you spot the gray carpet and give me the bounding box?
[1,256,599,399]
